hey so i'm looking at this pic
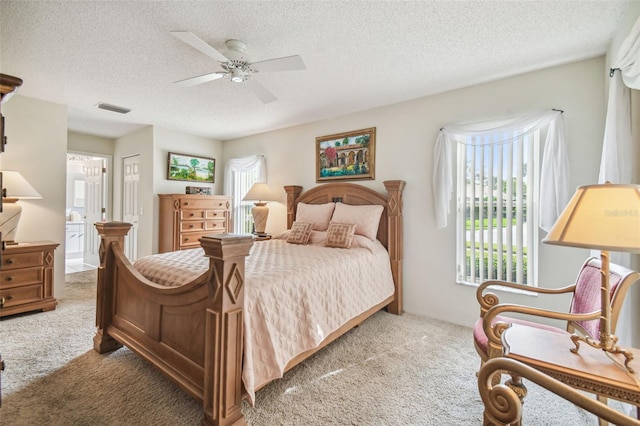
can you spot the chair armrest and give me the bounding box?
[476,280,576,316]
[483,303,600,347]
[478,358,640,426]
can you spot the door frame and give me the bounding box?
[66,151,112,266]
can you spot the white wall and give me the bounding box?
[2,95,67,298]
[223,57,607,328]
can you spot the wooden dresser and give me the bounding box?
[0,241,59,317]
[158,194,231,253]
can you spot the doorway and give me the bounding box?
[65,152,110,274]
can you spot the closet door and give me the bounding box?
[122,155,140,261]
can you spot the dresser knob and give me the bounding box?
[6,276,12,282]
[5,258,13,265]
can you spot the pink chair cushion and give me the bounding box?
[571,263,623,338]
[473,315,565,355]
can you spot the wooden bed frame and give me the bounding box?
[93,180,405,426]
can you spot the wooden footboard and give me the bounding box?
[94,222,253,426]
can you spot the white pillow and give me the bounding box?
[296,202,335,231]
[330,202,384,241]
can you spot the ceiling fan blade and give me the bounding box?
[244,79,277,104]
[251,55,306,73]
[170,31,229,63]
[174,72,226,87]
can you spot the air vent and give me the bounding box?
[96,102,131,114]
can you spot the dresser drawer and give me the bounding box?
[205,220,226,231]
[179,220,205,232]
[180,209,205,220]
[179,198,227,210]
[0,283,43,308]
[0,267,43,288]
[179,231,226,248]
[205,210,225,220]
[1,251,43,270]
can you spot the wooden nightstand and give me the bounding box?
[0,241,59,317]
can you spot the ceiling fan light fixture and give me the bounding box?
[230,68,245,83]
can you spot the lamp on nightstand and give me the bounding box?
[0,170,43,244]
[242,183,276,236]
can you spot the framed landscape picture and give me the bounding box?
[167,152,215,183]
[316,127,375,182]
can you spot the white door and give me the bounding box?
[83,158,105,267]
[122,155,140,261]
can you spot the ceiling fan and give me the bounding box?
[171,31,306,104]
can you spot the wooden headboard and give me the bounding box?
[284,180,406,314]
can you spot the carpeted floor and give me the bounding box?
[0,270,603,425]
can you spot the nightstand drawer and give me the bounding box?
[0,283,43,308]
[0,267,43,288]
[1,251,43,270]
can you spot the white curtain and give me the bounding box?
[224,155,266,232]
[432,110,569,231]
[596,16,640,347]
[223,155,266,196]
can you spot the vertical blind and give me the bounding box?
[456,131,539,285]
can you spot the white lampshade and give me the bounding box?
[2,170,43,200]
[242,183,276,202]
[543,183,640,253]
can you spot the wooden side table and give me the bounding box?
[0,241,59,317]
[502,323,640,424]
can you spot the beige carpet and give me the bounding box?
[0,270,602,425]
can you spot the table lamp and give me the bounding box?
[0,170,43,244]
[242,183,276,236]
[543,183,640,372]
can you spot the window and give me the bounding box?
[433,110,568,289]
[456,131,540,285]
[224,155,266,234]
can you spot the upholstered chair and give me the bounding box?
[474,257,640,365]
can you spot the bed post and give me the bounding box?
[284,185,303,228]
[93,222,131,353]
[199,234,253,426]
[383,180,405,315]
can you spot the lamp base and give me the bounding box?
[251,202,269,235]
[570,333,635,373]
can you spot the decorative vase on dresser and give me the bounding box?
[158,194,231,253]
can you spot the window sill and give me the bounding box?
[457,280,539,297]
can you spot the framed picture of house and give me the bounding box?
[316,127,376,182]
[167,152,215,183]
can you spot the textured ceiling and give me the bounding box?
[0,1,631,140]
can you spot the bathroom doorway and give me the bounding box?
[66,152,110,274]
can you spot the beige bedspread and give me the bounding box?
[133,236,395,404]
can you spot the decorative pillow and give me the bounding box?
[309,231,375,250]
[286,222,314,245]
[324,222,357,248]
[330,202,384,241]
[296,202,335,231]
